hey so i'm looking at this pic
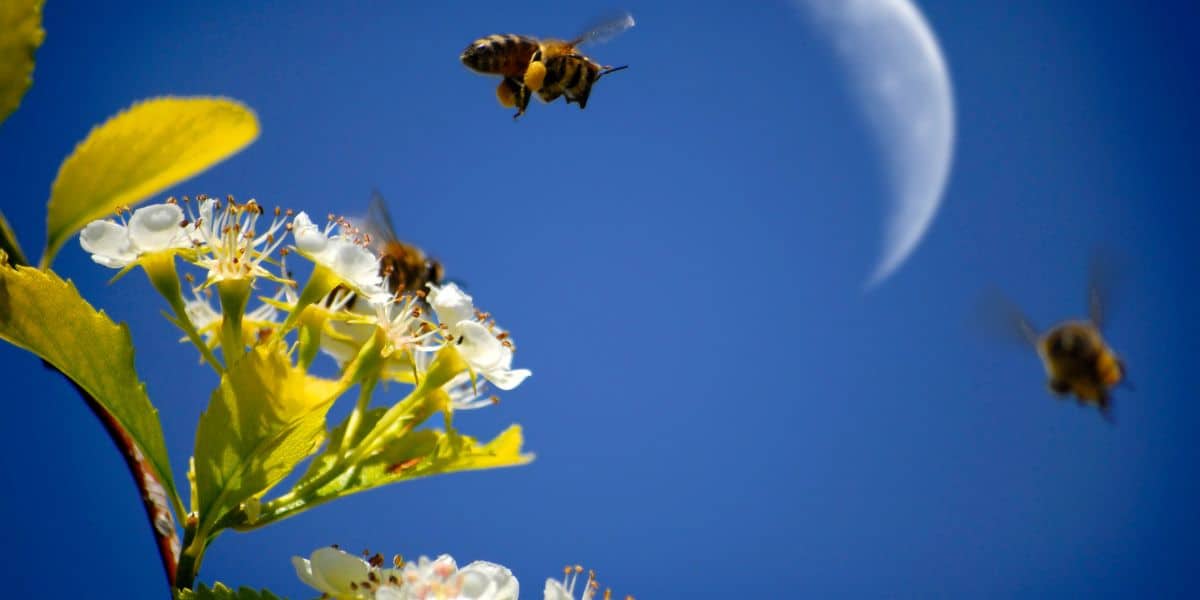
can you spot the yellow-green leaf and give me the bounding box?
[0,210,28,266]
[43,96,259,266]
[0,0,43,125]
[0,263,181,514]
[194,343,341,534]
[176,583,282,600]
[314,424,532,502]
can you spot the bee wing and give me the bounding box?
[975,288,1040,347]
[571,10,635,47]
[363,189,400,248]
[1087,249,1121,330]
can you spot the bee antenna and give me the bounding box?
[597,65,629,78]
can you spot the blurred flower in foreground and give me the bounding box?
[293,547,632,600]
[293,547,516,600]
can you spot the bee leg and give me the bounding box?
[514,83,531,119]
[1096,393,1115,423]
[1047,378,1071,397]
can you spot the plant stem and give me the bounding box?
[175,521,209,591]
[271,263,336,344]
[217,278,252,365]
[65,372,182,589]
[141,254,223,374]
[340,380,376,452]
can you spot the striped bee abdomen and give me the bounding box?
[460,34,540,77]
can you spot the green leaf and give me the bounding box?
[194,343,341,533]
[0,263,181,515]
[43,96,259,266]
[311,423,532,503]
[176,582,284,600]
[0,0,43,125]
[0,210,28,266]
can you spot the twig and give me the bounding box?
[56,368,181,590]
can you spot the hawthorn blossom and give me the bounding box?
[79,202,192,268]
[291,211,387,298]
[182,280,282,348]
[293,547,516,600]
[186,195,289,284]
[426,283,531,391]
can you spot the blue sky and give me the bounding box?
[1,1,1198,597]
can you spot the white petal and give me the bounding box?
[184,298,220,330]
[292,556,337,596]
[460,561,518,600]
[481,366,532,391]
[431,553,459,574]
[544,579,573,600]
[198,197,216,225]
[455,321,506,370]
[309,546,370,594]
[128,203,187,251]
[329,240,384,293]
[374,585,405,600]
[79,220,135,267]
[292,211,328,255]
[428,283,476,330]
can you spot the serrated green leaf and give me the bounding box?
[176,582,284,600]
[0,263,181,514]
[43,96,259,266]
[194,343,341,533]
[313,424,532,502]
[0,210,28,266]
[0,0,43,125]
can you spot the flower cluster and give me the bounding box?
[77,196,531,395]
[294,547,632,600]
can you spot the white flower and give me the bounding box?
[79,202,192,268]
[292,547,399,600]
[427,283,531,391]
[444,371,498,411]
[317,292,436,382]
[187,196,288,283]
[182,282,281,347]
[292,211,387,298]
[545,566,624,600]
[394,555,518,600]
[293,548,517,600]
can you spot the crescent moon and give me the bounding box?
[799,0,956,287]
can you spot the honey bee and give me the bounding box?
[360,190,444,296]
[460,11,634,118]
[986,260,1127,420]
[323,191,443,312]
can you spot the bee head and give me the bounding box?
[427,260,445,286]
[460,40,492,72]
[1050,330,1073,355]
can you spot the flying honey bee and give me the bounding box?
[985,259,1127,420]
[460,11,634,118]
